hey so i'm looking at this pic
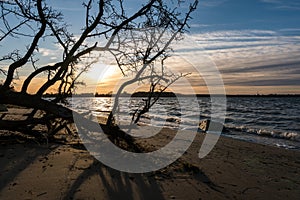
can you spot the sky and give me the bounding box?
[188,0,300,94]
[93,0,300,94]
[0,0,300,95]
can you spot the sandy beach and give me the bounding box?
[1,0,300,198]
[1,122,300,200]
[1,0,300,199]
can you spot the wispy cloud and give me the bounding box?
[38,48,60,61]
[200,0,227,7]
[171,29,300,93]
[261,0,300,10]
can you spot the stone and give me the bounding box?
[199,119,225,133]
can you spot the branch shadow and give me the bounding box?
[63,155,224,200]
[0,139,58,191]
[0,138,223,199]
[63,159,164,200]
[63,134,225,200]
[0,121,223,199]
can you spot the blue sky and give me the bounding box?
[194,0,300,31]
[1,0,300,94]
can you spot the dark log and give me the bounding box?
[0,91,73,119]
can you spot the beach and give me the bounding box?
[1,124,299,200]
[1,0,300,199]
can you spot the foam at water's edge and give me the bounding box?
[225,125,300,142]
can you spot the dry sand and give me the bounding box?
[0,106,300,199]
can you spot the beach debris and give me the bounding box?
[37,192,47,197]
[199,119,226,133]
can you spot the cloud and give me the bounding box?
[260,0,300,10]
[230,78,300,86]
[171,28,300,93]
[14,28,299,95]
[200,0,227,7]
[221,61,300,74]
[190,24,212,28]
[39,48,59,57]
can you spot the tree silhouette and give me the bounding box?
[0,0,198,139]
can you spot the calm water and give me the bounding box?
[70,96,300,150]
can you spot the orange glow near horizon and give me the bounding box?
[9,62,300,95]
[11,75,300,95]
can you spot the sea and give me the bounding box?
[70,96,300,150]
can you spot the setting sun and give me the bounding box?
[85,64,119,83]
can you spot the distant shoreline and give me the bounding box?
[53,93,300,98]
[43,91,300,98]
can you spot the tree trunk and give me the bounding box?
[0,91,73,119]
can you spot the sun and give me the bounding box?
[85,63,119,82]
[100,65,119,82]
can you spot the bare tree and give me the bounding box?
[0,0,198,140]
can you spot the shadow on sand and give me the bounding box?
[0,131,223,200]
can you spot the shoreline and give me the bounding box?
[1,126,300,199]
[69,95,300,150]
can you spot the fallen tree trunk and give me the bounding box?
[0,90,137,149]
[0,91,73,120]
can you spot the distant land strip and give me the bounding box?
[42,92,300,98]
